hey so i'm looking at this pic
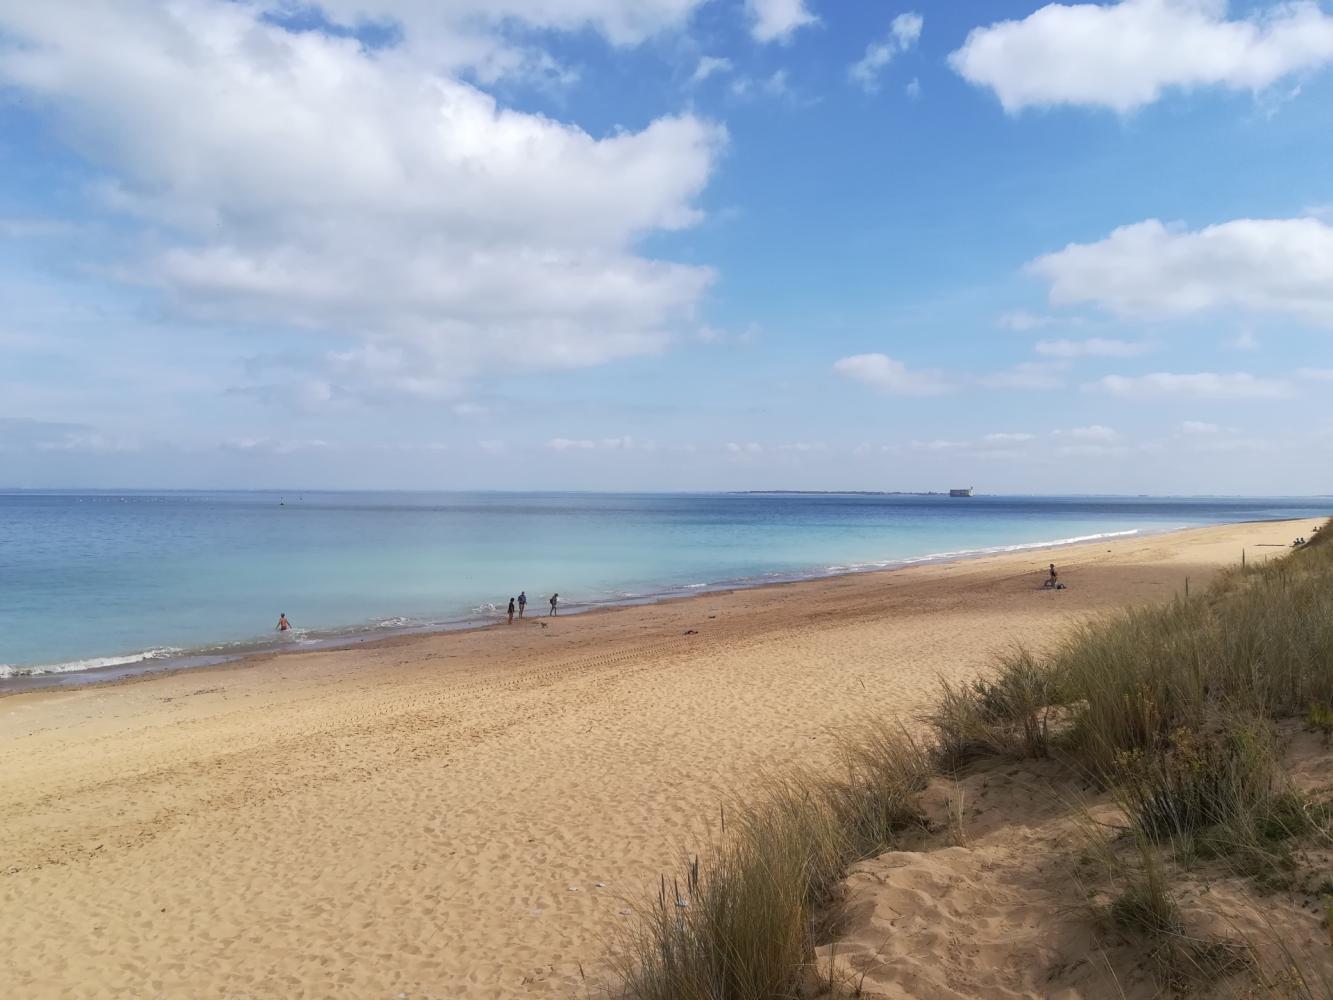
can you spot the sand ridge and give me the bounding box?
[0,518,1321,998]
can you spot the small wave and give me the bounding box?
[374,616,411,628]
[679,582,709,590]
[0,647,181,680]
[829,529,1146,575]
[472,602,499,615]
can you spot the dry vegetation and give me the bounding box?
[615,521,1333,999]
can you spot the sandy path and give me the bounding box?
[0,518,1320,998]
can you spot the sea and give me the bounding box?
[1,491,1328,688]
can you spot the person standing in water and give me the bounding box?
[548,593,559,616]
[277,613,291,632]
[507,597,516,624]
[517,591,527,618]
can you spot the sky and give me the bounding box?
[1,0,1332,494]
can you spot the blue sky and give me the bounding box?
[2,0,1332,493]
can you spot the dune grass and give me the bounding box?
[618,518,1333,998]
[615,724,930,1000]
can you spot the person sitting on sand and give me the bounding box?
[507,597,516,624]
[517,591,527,618]
[277,613,290,632]
[549,593,559,616]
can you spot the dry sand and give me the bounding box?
[0,517,1322,998]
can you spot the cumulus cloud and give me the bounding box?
[849,12,924,93]
[746,0,817,43]
[832,353,955,396]
[1035,337,1152,358]
[983,432,1035,444]
[951,0,1333,113]
[0,1,724,398]
[1091,372,1295,398]
[313,0,708,62]
[1029,218,1333,326]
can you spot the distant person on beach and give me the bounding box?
[518,591,527,618]
[507,597,516,624]
[1048,563,1058,587]
[277,613,290,632]
[549,593,559,616]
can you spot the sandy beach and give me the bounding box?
[0,517,1321,999]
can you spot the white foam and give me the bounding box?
[0,647,181,679]
[832,529,1148,574]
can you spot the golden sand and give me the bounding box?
[0,517,1320,998]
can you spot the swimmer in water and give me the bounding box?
[277,613,291,632]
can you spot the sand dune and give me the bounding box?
[0,518,1319,998]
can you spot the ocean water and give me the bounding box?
[1,491,1327,685]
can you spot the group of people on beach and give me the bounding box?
[1293,526,1319,546]
[506,591,559,623]
[276,592,563,634]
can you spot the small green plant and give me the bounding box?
[1114,718,1279,843]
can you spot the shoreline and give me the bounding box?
[0,520,1235,694]
[1,516,1324,998]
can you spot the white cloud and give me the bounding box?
[832,353,955,396]
[950,0,1333,113]
[1055,424,1120,442]
[548,437,597,451]
[746,0,817,43]
[1180,420,1221,434]
[905,77,922,99]
[222,437,331,455]
[0,1,724,399]
[849,12,924,93]
[907,439,967,452]
[1029,218,1333,326]
[725,441,764,454]
[1227,330,1261,351]
[996,309,1056,331]
[1091,372,1295,398]
[690,55,733,84]
[1035,337,1151,358]
[315,0,707,55]
[730,68,799,101]
[983,432,1035,444]
[978,361,1068,390]
[548,435,638,451]
[1298,368,1333,381]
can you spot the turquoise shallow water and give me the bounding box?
[1,491,1327,683]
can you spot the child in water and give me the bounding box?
[277,613,291,632]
